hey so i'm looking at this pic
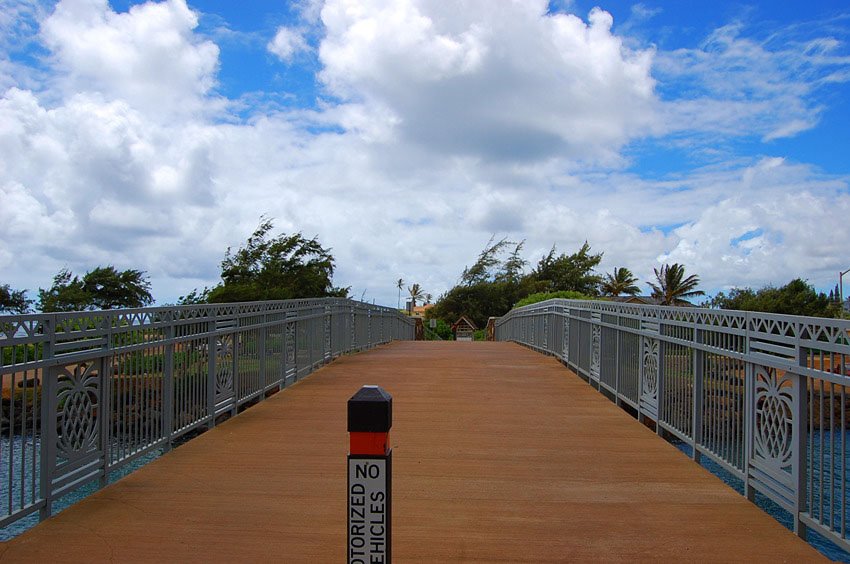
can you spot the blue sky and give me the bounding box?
[1,0,849,306]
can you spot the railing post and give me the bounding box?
[324,305,332,362]
[692,326,703,463]
[368,307,372,348]
[230,329,238,417]
[614,320,621,407]
[162,312,175,451]
[744,313,755,502]
[38,315,55,522]
[744,359,755,502]
[793,345,808,540]
[656,322,666,437]
[307,310,315,374]
[294,318,301,382]
[258,314,267,392]
[99,312,112,490]
[207,318,216,429]
[347,385,392,563]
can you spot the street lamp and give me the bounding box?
[841,268,850,316]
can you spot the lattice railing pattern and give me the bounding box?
[495,299,850,552]
[0,298,414,531]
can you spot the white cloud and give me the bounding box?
[656,21,850,143]
[0,84,224,292]
[317,0,658,163]
[0,0,848,308]
[40,0,220,118]
[267,26,309,62]
[659,158,850,291]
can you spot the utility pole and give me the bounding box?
[841,267,850,317]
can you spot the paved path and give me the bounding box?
[0,342,825,562]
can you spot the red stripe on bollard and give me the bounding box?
[349,432,390,456]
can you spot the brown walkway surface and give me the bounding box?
[0,342,825,562]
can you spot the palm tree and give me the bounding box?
[601,267,640,297]
[424,293,433,305]
[396,278,404,309]
[649,263,705,305]
[408,283,425,308]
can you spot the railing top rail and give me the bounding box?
[0,297,410,321]
[0,298,414,324]
[497,298,850,331]
[0,298,415,358]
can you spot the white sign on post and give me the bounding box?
[348,458,389,563]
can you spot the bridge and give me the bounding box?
[0,298,847,560]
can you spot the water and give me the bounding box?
[671,438,850,562]
[0,435,163,541]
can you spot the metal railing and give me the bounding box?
[496,299,850,553]
[0,298,414,531]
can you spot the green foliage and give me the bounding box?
[2,343,43,365]
[177,287,211,305]
[601,267,640,297]
[38,267,153,312]
[431,239,604,326]
[708,279,836,317]
[495,241,527,284]
[116,349,205,375]
[430,237,531,326]
[528,242,602,295]
[396,278,404,308]
[649,263,704,305]
[407,283,425,307]
[460,236,513,285]
[513,291,591,308]
[429,281,519,329]
[205,218,349,303]
[38,269,88,312]
[0,284,32,313]
[430,319,454,340]
[424,318,454,341]
[85,266,153,309]
[473,329,487,341]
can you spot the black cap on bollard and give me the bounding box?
[347,385,392,433]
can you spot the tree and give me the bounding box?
[649,263,704,305]
[205,218,348,303]
[177,287,211,305]
[530,242,603,296]
[38,269,88,312]
[84,266,153,310]
[0,284,32,314]
[396,278,404,309]
[496,241,527,284]
[601,267,640,297]
[408,283,425,308]
[429,282,516,328]
[461,236,512,285]
[38,267,153,312]
[514,290,591,308]
[709,279,834,317]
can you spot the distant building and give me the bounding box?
[452,316,478,341]
[411,304,434,318]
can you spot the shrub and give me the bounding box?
[513,291,590,308]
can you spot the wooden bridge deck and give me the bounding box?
[0,341,824,562]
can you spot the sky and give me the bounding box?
[1,0,849,308]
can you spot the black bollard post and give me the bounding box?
[347,385,392,564]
